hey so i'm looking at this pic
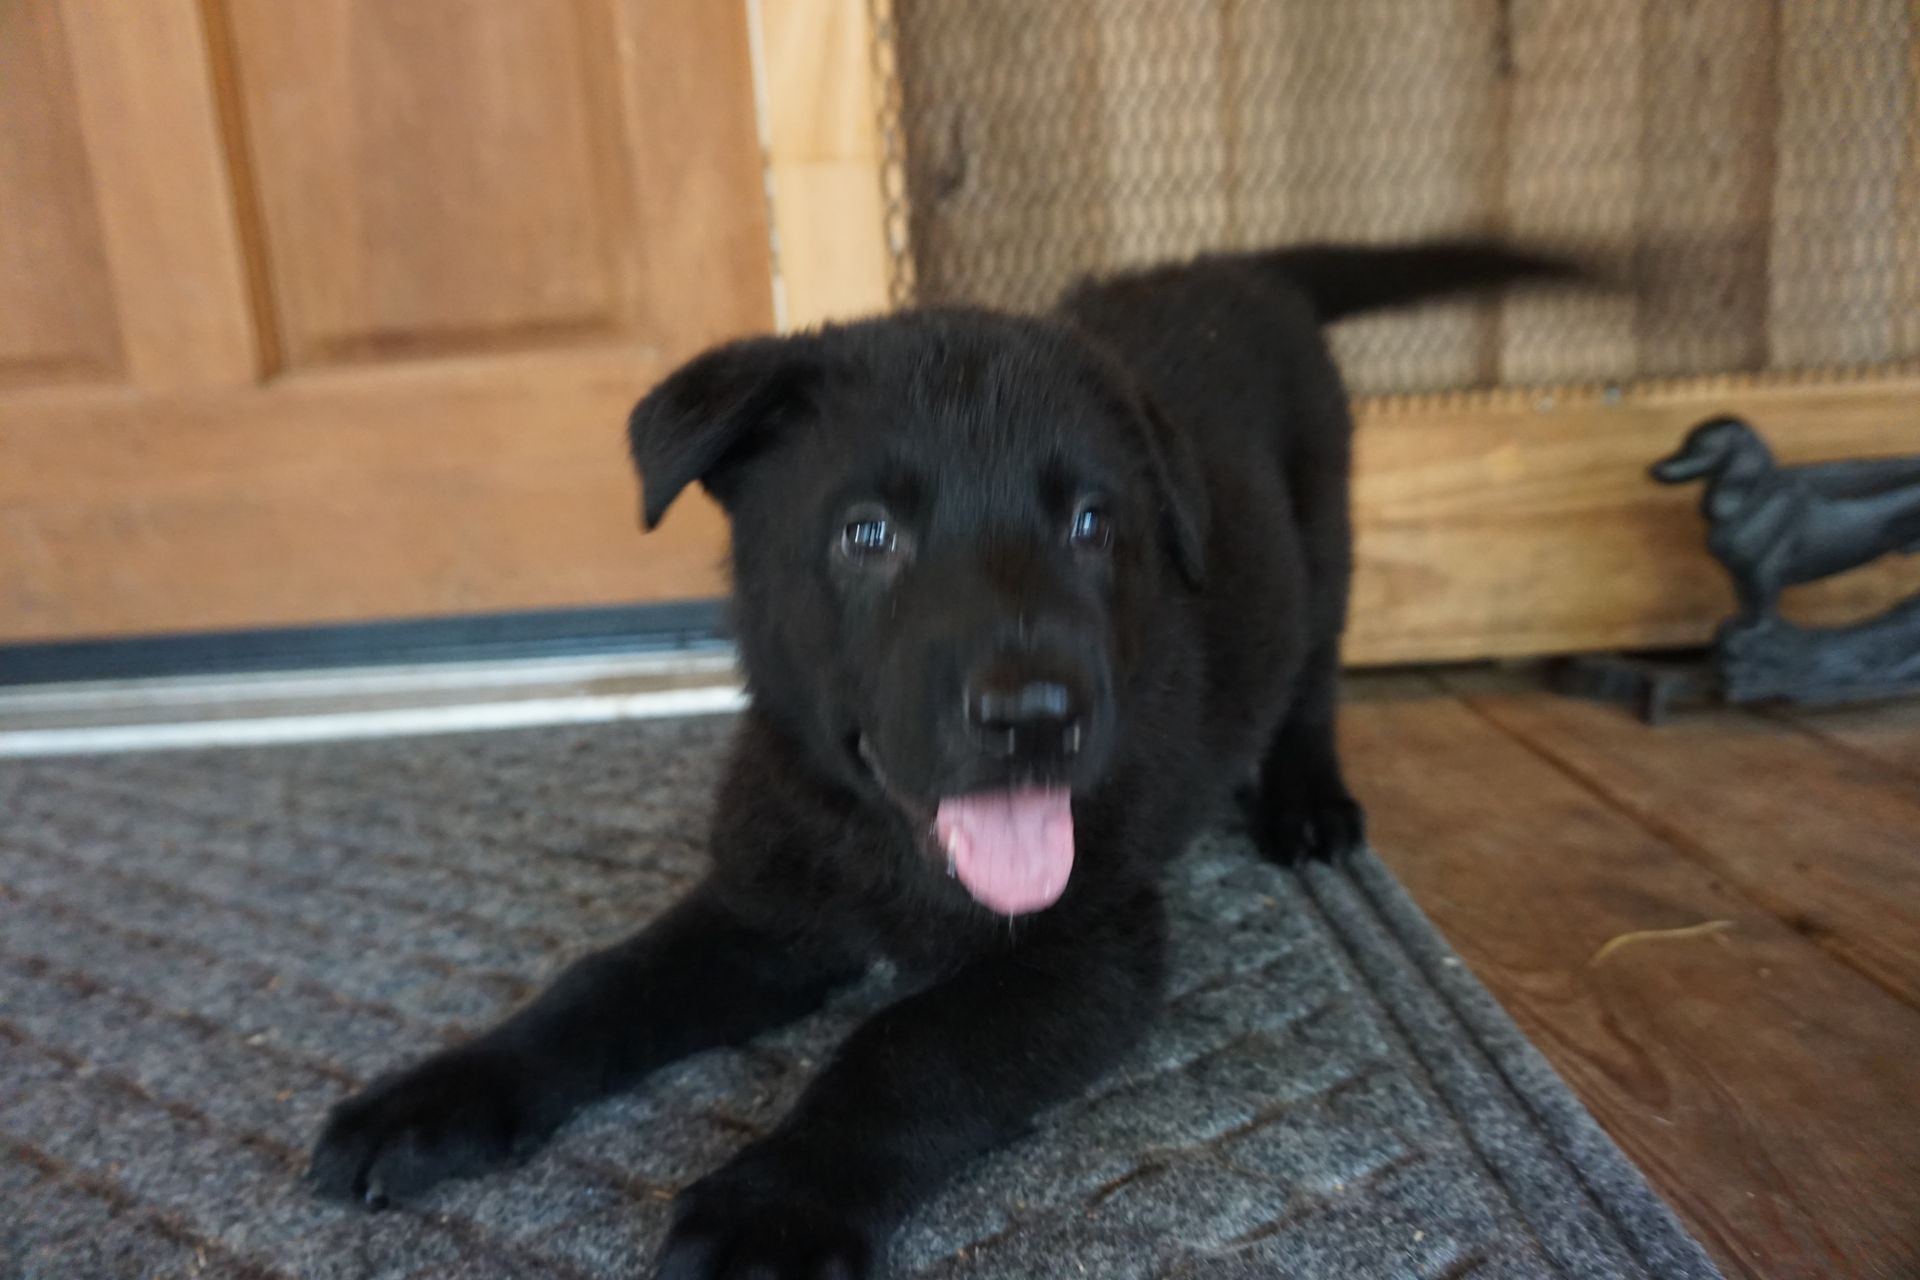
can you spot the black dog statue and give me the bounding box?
[1652,416,1920,704]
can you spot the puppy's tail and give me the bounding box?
[1258,239,1583,323]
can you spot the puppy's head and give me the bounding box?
[629,311,1205,915]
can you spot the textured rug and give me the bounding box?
[0,715,1719,1280]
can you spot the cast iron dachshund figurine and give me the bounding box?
[1652,416,1920,622]
[1652,415,1920,704]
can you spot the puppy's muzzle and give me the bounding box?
[965,671,1087,761]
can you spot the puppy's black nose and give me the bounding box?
[966,677,1084,758]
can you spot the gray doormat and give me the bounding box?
[0,716,1719,1279]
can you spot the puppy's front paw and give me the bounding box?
[1258,792,1365,866]
[309,1046,548,1209]
[655,1156,877,1280]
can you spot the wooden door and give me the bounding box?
[0,0,769,644]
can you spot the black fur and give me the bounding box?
[311,239,1568,1278]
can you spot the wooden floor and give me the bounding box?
[1345,669,1920,1280]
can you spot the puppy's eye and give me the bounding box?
[840,514,900,563]
[1069,505,1114,552]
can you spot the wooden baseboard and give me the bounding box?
[1344,372,1920,665]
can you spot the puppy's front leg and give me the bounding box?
[656,885,1166,1280]
[310,882,860,1208]
[1256,638,1365,864]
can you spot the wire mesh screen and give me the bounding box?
[876,0,1920,396]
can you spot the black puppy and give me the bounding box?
[311,240,1564,1278]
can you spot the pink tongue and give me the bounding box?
[934,788,1075,916]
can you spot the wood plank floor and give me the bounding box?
[1345,670,1920,1280]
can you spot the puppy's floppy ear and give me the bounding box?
[627,334,823,528]
[1131,393,1210,589]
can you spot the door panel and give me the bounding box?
[226,0,629,365]
[0,349,728,637]
[0,2,121,387]
[0,0,766,644]
[61,0,261,389]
